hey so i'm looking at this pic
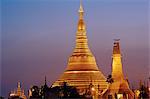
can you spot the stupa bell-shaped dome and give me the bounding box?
[52,1,108,94]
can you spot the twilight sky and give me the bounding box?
[1,0,149,97]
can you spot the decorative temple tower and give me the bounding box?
[9,82,27,99]
[103,40,134,99]
[52,1,108,95]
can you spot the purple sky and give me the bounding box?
[1,0,149,97]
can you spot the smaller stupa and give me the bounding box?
[102,40,134,99]
[9,82,27,99]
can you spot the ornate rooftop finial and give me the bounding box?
[114,39,120,42]
[113,39,121,55]
[78,0,84,19]
[79,0,84,13]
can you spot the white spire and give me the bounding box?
[79,0,84,13]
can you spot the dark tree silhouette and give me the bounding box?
[139,84,149,99]
[106,74,114,84]
[29,82,83,99]
[8,96,23,99]
[58,82,81,98]
[30,86,41,99]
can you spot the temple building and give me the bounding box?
[102,40,134,99]
[9,82,27,99]
[52,0,108,96]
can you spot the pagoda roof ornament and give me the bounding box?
[79,0,84,13]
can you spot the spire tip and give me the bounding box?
[79,0,84,12]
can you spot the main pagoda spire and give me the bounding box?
[75,0,88,50]
[52,1,108,95]
[67,0,97,71]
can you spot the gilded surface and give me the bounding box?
[52,2,108,93]
[103,40,134,99]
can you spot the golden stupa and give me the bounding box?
[9,82,27,99]
[52,1,108,94]
[102,40,134,99]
